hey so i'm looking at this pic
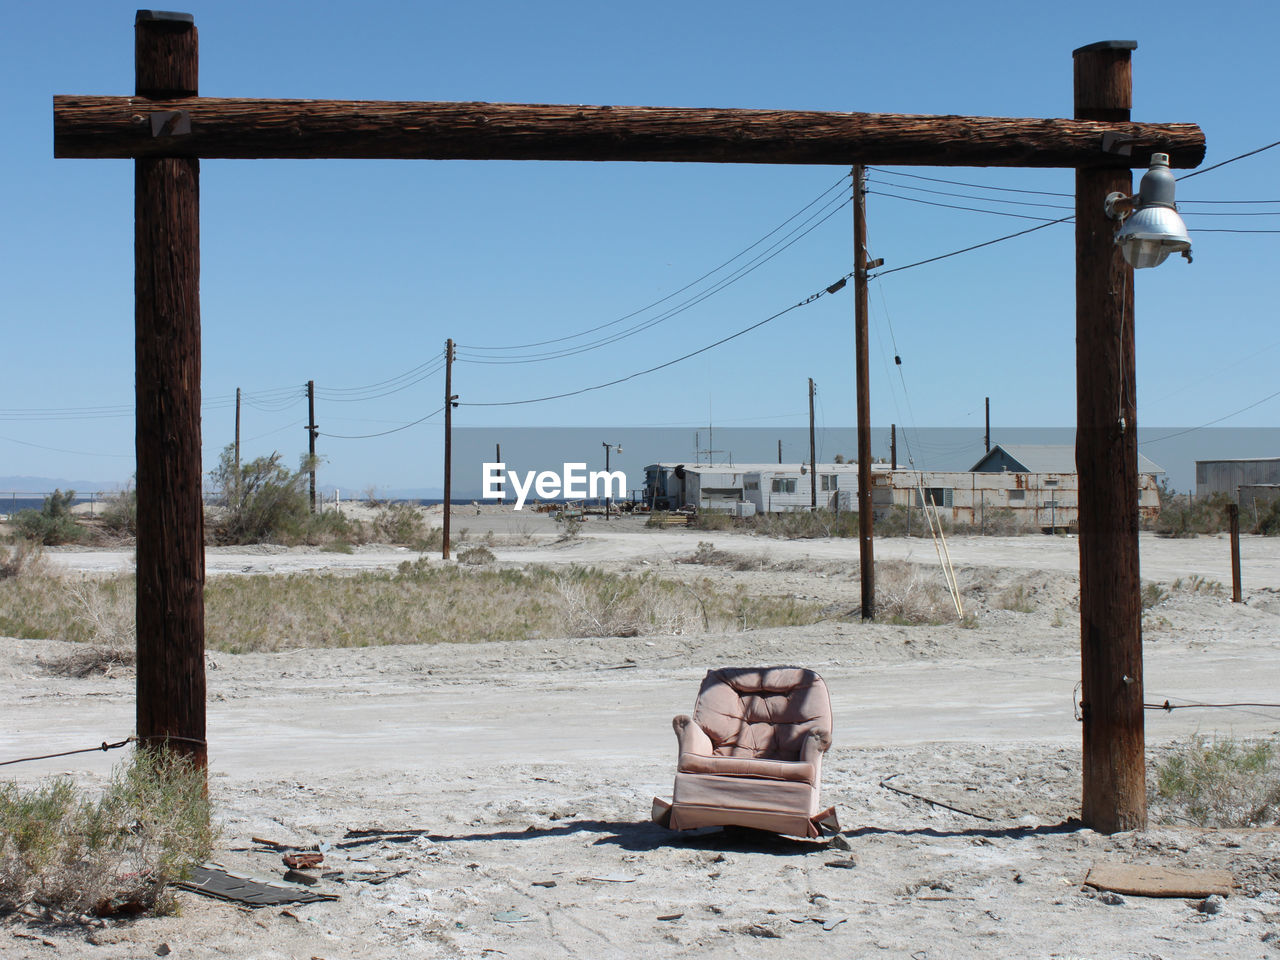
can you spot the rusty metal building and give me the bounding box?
[870,444,1164,532]
[1195,457,1280,502]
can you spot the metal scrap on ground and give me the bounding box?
[176,865,340,907]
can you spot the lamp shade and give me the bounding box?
[1115,204,1192,268]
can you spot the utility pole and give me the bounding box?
[1074,41,1145,833]
[443,339,457,560]
[808,378,817,510]
[234,386,241,506]
[306,380,317,513]
[496,443,503,504]
[890,424,897,471]
[777,439,782,465]
[133,10,205,770]
[853,165,875,620]
[984,397,991,452]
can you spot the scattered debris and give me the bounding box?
[493,910,532,923]
[1198,894,1226,915]
[155,945,171,957]
[1097,891,1127,906]
[1085,863,1235,898]
[657,913,684,921]
[176,865,339,907]
[531,880,557,888]
[743,922,783,939]
[580,872,640,883]
[879,774,995,822]
[824,858,858,870]
[283,852,324,870]
[790,916,848,931]
[827,833,853,851]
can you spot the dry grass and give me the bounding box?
[875,559,963,625]
[0,750,215,919]
[1152,735,1280,827]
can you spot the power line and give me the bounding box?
[870,215,1074,280]
[1140,385,1280,445]
[868,189,1067,222]
[461,172,851,354]
[457,194,852,364]
[865,178,1075,211]
[1176,139,1280,181]
[322,406,444,439]
[459,282,843,408]
[867,167,1072,198]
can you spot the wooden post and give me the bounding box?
[306,380,317,513]
[443,339,455,560]
[134,10,205,768]
[890,423,896,471]
[808,378,817,510]
[984,397,990,452]
[234,386,241,506]
[853,165,875,620]
[1229,503,1242,602]
[1074,40,1144,833]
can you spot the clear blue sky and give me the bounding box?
[2,0,1277,494]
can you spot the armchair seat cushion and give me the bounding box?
[677,753,817,784]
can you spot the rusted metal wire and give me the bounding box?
[0,736,137,767]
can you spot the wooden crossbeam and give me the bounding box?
[54,95,1204,167]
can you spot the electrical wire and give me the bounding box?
[460,172,851,354]
[458,281,842,408]
[865,178,1075,211]
[457,195,853,364]
[870,215,1074,281]
[0,432,133,459]
[868,190,1067,222]
[1140,384,1280,445]
[1176,139,1280,181]
[322,406,445,439]
[867,167,1072,198]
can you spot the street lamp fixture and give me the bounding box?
[1105,152,1192,269]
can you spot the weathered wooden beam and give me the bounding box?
[133,12,206,770]
[53,95,1204,168]
[1075,40,1145,834]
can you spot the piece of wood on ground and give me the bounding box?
[1085,862,1234,898]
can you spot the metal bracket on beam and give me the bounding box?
[150,111,191,137]
[1102,131,1136,157]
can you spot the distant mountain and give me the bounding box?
[0,475,128,494]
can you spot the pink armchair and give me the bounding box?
[652,666,838,838]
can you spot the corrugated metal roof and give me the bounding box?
[971,444,1164,475]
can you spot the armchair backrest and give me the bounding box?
[691,666,831,761]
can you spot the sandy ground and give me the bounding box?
[4,508,1280,958]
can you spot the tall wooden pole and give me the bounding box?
[984,397,990,452]
[808,378,817,510]
[134,10,205,768]
[306,379,317,513]
[853,165,875,620]
[443,339,455,560]
[234,386,241,506]
[1228,503,1242,602]
[890,424,897,471]
[1074,40,1144,833]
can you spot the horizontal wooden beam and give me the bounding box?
[54,95,1204,168]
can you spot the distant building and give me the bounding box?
[643,462,872,512]
[870,444,1164,532]
[1196,457,1280,504]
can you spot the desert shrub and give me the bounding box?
[1155,490,1234,538]
[11,490,83,546]
[876,559,961,625]
[1153,735,1280,827]
[747,508,859,540]
[977,507,1020,536]
[370,501,433,547]
[0,749,215,918]
[0,541,44,581]
[98,486,137,537]
[1254,498,1280,536]
[689,510,735,531]
[997,584,1036,613]
[875,505,953,539]
[456,544,495,565]
[207,445,312,544]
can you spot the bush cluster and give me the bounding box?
[11,490,83,546]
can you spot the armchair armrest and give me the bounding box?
[672,714,714,756]
[800,727,832,765]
